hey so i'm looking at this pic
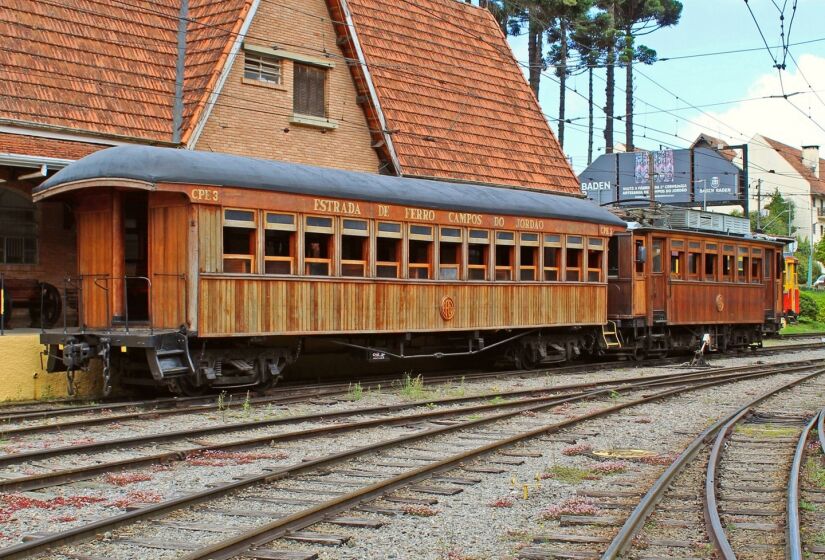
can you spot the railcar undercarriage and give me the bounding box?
[42,326,603,395]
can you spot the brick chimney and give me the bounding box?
[802,145,820,179]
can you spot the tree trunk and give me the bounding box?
[625,31,634,151]
[604,42,614,154]
[527,9,543,97]
[558,19,568,149]
[603,3,615,154]
[588,66,594,164]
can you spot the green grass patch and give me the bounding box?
[781,318,825,335]
[544,465,599,484]
[806,457,825,489]
[398,373,431,401]
[734,424,798,438]
[800,499,817,512]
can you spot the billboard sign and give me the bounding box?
[617,149,690,203]
[580,147,741,207]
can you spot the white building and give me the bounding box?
[749,135,825,244]
[695,133,825,244]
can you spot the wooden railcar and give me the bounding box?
[35,146,626,394]
[606,223,784,357]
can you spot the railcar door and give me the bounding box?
[763,248,776,318]
[649,237,667,323]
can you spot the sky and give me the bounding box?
[478,0,825,174]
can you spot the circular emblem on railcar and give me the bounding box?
[440,296,456,321]
[715,294,725,312]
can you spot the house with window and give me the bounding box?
[747,135,825,243]
[0,0,574,333]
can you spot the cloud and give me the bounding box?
[681,54,825,148]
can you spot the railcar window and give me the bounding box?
[651,239,663,273]
[688,252,701,279]
[587,238,604,282]
[376,235,401,279]
[607,237,619,278]
[751,257,763,283]
[408,225,433,279]
[737,247,749,283]
[263,213,296,275]
[519,233,539,281]
[670,240,685,279]
[543,234,562,281]
[304,215,334,276]
[495,231,515,281]
[439,227,463,280]
[635,239,645,275]
[566,236,584,281]
[223,209,256,273]
[468,230,490,280]
[705,253,717,281]
[722,254,734,282]
[341,219,369,277]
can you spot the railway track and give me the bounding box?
[0,359,821,559]
[527,366,825,559]
[2,340,821,428]
[0,361,799,494]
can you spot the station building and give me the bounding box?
[0,0,575,400]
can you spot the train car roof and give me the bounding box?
[35,146,626,227]
[623,225,786,246]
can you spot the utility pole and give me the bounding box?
[172,0,188,144]
[809,204,814,288]
[756,178,762,231]
[648,150,656,209]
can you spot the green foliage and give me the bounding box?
[800,291,819,320]
[753,190,795,236]
[399,373,429,401]
[347,382,364,401]
[796,239,823,285]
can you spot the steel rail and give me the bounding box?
[601,370,825,559]
[788,409,821,560]
[0,360,815,559]
[0,364,782,492]
[179,367,825,560]
[0,386,350,438]
[1,356,804,439]
[0,360,812,470]
[705,409,752,559]
[818,403,825,454]
[0,337,817,421]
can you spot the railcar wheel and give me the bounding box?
[519,344,541,370]
[175,377,209,397]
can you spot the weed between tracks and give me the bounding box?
[734,424,798,438]
[541,461,628,484]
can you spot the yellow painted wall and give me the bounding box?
[0,335,101,402]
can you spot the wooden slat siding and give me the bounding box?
[148,193,189,329]
[198,277,606,336]
[632,278,646,316]
[198,205,222,273]
[607,279,632,317]
[669,283,764,324]
[75,192,114,328]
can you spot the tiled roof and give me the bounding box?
[763,136,825,195]
[0,0,250,143]
[0,133,103,161]
[692,133,737,162]
[336,0,580,194]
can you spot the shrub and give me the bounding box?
[800,292,819,320]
